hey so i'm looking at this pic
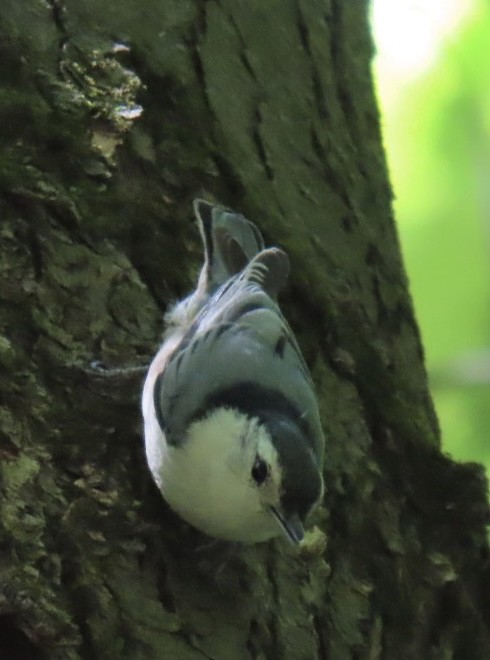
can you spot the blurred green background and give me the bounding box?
[371,0,490,473]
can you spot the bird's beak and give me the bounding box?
[270,507,304,545]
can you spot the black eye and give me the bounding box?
[251,456,269,485]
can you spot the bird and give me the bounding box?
[141,200,324,544]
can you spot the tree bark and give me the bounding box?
[1,1,489,658]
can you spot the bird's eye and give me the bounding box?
[251,456,269,485]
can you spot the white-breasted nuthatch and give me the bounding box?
[142,200,324,544]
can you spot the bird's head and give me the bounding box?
[169,406,323,544]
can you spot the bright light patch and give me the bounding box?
[372,0,475,83]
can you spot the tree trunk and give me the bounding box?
[1,1,489,658]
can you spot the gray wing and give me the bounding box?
[154,249,324,464]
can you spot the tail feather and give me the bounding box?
[241,247,290,300]
[193,199,265,292]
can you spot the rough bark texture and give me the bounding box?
[1,1,489,659]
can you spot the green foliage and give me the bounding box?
[377,3,490,470]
